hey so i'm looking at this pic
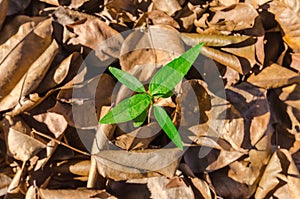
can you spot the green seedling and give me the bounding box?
[100,43,204,150]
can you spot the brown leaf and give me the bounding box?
[4,120,46,162]
[255,149,300,199]
[136,10,180,29]
[25,186,116,199]
[277,83,300,110]
[181,33,251,47]
[209,3,259,31]
[93,148,182,181]
[0,0,7,30]
[190,177,214,199]
[0,173,12,197]
[115,123,161,150]
[201,46,250,75]
[147,176,194,199]
[0,40,59,112]
[269,0,300,52]
[247,63,300,89]
[119,25,184,81]
[152,0,182,16]
[0,17,53,100]
[37,52,83,93]
[33,112,68,138]
[67,17,123,62]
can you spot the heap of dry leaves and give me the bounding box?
[0,0,300,198]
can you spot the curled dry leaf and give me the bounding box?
[152,0,182,16]
[136,10,180,29]
[25,186,116,199]
[277,83,300,111]
[93,149,182,181]
[247,63,300,89]
[255,149,300,199]
[181,33,251,47]
[120,25,184,81]
[67,16,123,62]
[147,176,194,199]
[209,3,259,31]
[0,17,53,100]
[4,123,46,162]
[33,112,68,138]
[37,52,83,93]
[200,46,249,75]
[0,173,12,197]
[269,0,300,52]
[0,40,59,112]
[0,0,7,30]
[115,122,161,150]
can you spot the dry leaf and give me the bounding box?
[0,0,7,30]
[0,17,53,100]
[37,52,83,93]
[119,25,184,81]
[255,149,300,199]
[247,63,300,89]
[93,148,182,181]
[0,173,12,197]
[25,186,116,199]
[152,0,182,16]
[269,0,300,52]
[209,3,259,31]
[181,33,251,47]
[115,122,161,150]
[67,17,123,62]
[0,40,59,112]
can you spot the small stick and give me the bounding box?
[32,129,90,156]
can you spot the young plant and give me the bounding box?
[100,43,204,150]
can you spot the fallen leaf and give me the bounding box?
[181,33,251,47]
[247,63,300,89]
[209,3,259,31]
[0,40,59,112]
[93,148,182,181]
[119,25,185,82]
[25,186,116,199]
[0,0,7,30]
[269,0,300,51]
[152,0,182,16]
[0,17,53,100]
[255,149,300,199]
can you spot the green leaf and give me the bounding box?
[153,105,183,150]
[100,93,152,124]
[133,109,148,127]
[109,67,146,93]
[149,42,204,96]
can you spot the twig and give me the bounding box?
[32,129,90,156]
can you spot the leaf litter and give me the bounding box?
[0,0,299,198]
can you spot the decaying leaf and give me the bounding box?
[93,148,182,181]
[269,0,300,51]
[152,0,182,16]
[25,186,116,199]
[0,40,59,112]
[209,3,259,31]
[248,63,300,89]
[0,17,53,100]
[181,33,251,47]
[255,149,300,199]
[119,25,185,81]
[0,0,7,30]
